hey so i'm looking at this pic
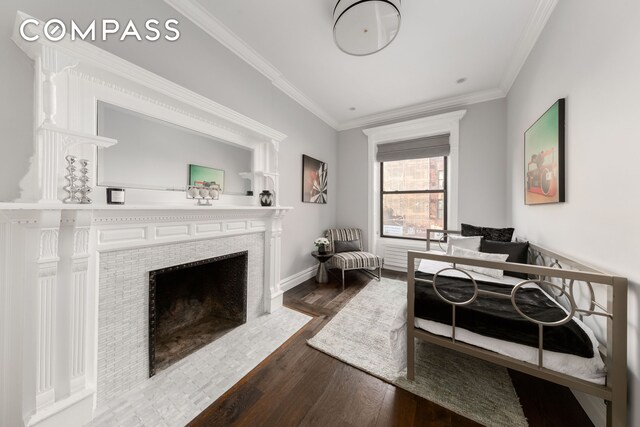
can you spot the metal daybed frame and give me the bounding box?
[406,229,628,427]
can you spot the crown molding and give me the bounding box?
[164,0,340,129]
[499,0,559,94]
[167,0,556,132]
[338,88,504,131]
[13,11,287,143]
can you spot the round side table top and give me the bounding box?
[311,251,334,263]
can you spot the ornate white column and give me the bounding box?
[27,43,78,203]
[11,14,116,203]
[29,210,63,410]
[58,210,93,397]
[265,209,287,312]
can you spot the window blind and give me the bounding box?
[376,134,450,162]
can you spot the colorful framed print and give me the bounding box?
[302,155,327,204]
[524,98,565,205]
[188,164,224,191]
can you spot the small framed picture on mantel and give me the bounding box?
[524,98,565,205]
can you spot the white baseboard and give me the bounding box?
[279,266,316,292]
[383,264,406,272]
[572,390,606,427]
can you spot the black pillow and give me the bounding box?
[480,240,529,279]
[334,239,361,253]
[461,223,514,242]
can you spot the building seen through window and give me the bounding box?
[381,157,446,240]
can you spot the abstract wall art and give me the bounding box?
[302,155,327,204]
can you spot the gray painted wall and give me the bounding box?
[336,98,508,249]
[0,0,338,279]
[506,1,639,425]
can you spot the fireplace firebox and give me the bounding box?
[148,251,248,375]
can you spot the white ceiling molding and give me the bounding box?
[166,0,557,132]
[499,0,559,94]
[164,0,339,129]
[338,88,504,131]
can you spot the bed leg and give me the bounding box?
[407,330,415,381]
[606,395,627,427]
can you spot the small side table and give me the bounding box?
[311,251,334,283]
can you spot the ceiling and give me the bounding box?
[165,0,558,130]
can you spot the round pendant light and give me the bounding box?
[333,0,401,56]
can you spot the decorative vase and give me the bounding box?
[260,190,274,206]
[318,245,327,254]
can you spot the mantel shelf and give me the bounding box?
[39,124,118,148]
[239,171,279,178]
[0,202,292,212]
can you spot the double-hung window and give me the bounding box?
[377,134,449,240]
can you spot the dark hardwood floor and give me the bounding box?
[189,269,593,427]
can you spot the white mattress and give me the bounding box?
[390,257,606,384]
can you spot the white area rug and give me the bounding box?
[307,278,528,427]
[90,308,311,427]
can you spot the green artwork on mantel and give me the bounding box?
[189,164,224,191]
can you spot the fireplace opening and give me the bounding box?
[149,251,248,376]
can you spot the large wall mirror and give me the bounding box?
[96,102,253,195]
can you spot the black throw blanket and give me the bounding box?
[414,273,594,358]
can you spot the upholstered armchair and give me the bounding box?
[325,228,383,290]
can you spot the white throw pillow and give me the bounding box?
[446,235,482,255]
[450,246,509,279]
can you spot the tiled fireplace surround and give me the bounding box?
[97,232,264,407]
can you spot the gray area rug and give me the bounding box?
[307,278,527,427]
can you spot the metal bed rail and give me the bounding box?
[407,230,627,427]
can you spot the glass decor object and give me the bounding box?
[187,182,221,206]
[63,156,92,204]
[77,159,92,204]
[333,0,401,56]
[63,155,80,204]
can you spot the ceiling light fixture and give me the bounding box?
[333,0,401,56]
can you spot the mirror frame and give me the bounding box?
[11,10,286,206]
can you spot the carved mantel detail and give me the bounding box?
[5,8,290,426]
[0,205,291,426]
[11,11,286,205]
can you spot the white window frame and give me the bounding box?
[363,110,466,257]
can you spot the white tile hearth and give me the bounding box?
[89,307,310,427]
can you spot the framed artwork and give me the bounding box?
[302,155,327,203]
[524,98,565,205]
[188,164,224,191]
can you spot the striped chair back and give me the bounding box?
[325,228,363,252]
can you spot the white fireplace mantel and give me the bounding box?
[2,10,293,427]
[10,10,287,206]
[0,204,292,427]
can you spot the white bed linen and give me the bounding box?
[390,257,607,384]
